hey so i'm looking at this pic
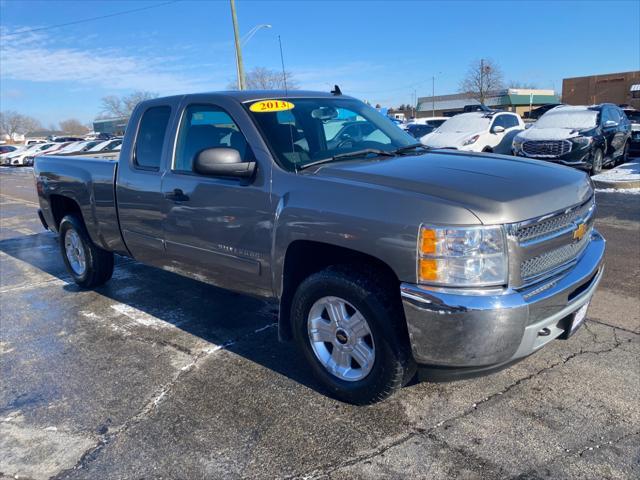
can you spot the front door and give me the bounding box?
[160,102,273,297]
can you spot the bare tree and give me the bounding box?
[59,118,90,135]
[98,91,158,118]
[227,67,298,90]
[460,59,504,105]
[0,110,42,137]
[508,80,538,89]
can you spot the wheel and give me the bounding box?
[59,214,114,288]
[291,265,415,404]
[618,142,629,166]
[590,149,603,176]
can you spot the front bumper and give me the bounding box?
[401,229,605,368]
[513,146,593,169]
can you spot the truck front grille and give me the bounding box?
[520,231,591,280]
[522,140,571,157]
[508,196,595,287]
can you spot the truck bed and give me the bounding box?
[34,154,125,253]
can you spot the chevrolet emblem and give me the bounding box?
[573,223,587,242]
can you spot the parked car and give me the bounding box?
[0,145,18,155]
[622,108,640,156]
[523,103,563,120]
[421,111,524,154]
[4,142,54,166]
[87,138,123,152]
[54,140,103,155]
[513,104,631,174]
[405,123,436,139]
[34,90,605,404]
[24,142,75,166]
[51,136,85,143]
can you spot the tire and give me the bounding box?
[291,265,416,404]
[618,142,629,166]
[59,214,114,288]
[590,149,603,176]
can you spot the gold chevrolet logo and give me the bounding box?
[573,223,587,242]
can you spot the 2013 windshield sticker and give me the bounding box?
[249,100,295,112]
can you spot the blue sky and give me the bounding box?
[1,0,639,125]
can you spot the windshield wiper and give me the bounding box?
[299,148,395,170]
[394,143,430,154]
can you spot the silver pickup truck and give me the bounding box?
[34,90,605,404]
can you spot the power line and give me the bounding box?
[1,1,182,39]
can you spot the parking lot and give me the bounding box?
[0,165,638,479]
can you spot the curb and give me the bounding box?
[593,179,640,190]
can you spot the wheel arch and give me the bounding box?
[277,239,401,341]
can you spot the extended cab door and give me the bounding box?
[116,100,176,266]
[159,98,274,297]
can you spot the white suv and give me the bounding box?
[421,111,524,154]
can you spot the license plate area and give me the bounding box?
[560,301,590,339]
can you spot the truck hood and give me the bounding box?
[421,130,483,148]
[313,151,592,225]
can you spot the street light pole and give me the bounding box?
[242,24,271,46]
[230,0,245,90]
[432,75,435,117]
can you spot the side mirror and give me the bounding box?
[194,147,256,178]
[603,120,618,128]
[491,125,505,134]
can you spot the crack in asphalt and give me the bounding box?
[295,333,628,479]
[51,322,278,480]
[588,318,640,336]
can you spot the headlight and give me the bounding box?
[512,137,523,150]
[418,225,508,287]
[572,136,592,147]
[462,135,479,146]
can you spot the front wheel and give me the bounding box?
[291,266,415,404]
[590,149,603,176]
[59,214,114,288]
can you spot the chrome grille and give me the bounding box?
[522,140,571,157]
[514,198,594,243]
[508,196,596,287]
[520,230,591,280]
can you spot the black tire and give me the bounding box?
[618,142,629,166]
[590,148,603,176]
[59,214,114,288]
[291,265,416,404]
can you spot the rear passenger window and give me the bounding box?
[174,104,251,172]
[134,106,171,169]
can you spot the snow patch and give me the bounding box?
[110,303,184,329]
[596,188,640,195]
[592,161,639,183]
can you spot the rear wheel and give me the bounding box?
[291,266,415,404]
[59,214,114,288]
[590,149,603,176]
[618,142,629,166]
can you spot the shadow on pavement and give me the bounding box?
[0,232,325,396]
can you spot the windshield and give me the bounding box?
[624,110,640,123]
[436,114,490,133]
[245,97,415,171]
[536,109,598,129]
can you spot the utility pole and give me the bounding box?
[230,0,245,90]
[479,58,484,105]
[432,75,435,117]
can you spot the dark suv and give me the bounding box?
[512,104,631,175]
[622,108,640,156]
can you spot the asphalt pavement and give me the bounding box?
[0,166,638,480]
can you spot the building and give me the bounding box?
[93,117,128,136]
[416,89,560,118]
[562,71,640,109]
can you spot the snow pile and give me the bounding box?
[595,187,640,195]
[592,161,639,183]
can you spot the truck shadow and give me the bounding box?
[0,232,325,396]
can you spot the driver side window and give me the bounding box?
[174,104,251,172]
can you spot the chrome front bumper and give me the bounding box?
[401,229,606,367]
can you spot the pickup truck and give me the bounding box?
[34,90,605,404]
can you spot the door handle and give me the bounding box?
[164,188,190,202]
